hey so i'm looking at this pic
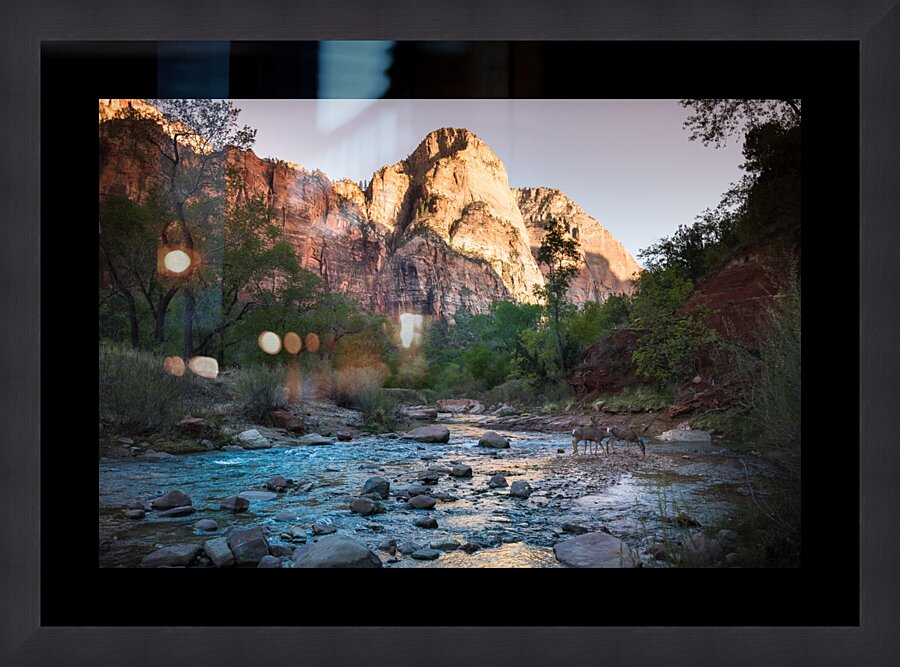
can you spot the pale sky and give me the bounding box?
[231,99,746,265]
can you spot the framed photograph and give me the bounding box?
[3,1,897,664]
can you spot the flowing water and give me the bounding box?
[99,416,769,567]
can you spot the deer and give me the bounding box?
[572,414,607,456]
[606,425,646,456]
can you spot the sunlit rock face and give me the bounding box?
[516,187,642,302]
[99,101,639,320]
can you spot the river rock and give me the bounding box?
[658,429,712,443]
[478,431,510,448]
[402,425,450,443]
[257,555,282,568]
[268,409,303,432]
[204,537,235,568]
[493,403,517,417]
[312,522,337,536]
[449,464,473,478]
[265,475,293,492]
[350,498,383,516]
[682,533,722,566]
[292,536,383,568]
[404,483,431,498]
[381,432,399,439]
[297,433,334,446]
[361,476,390,499]
[399,406,439,420]
[415,516,439,529]
[553,532,638,568]
[336,431,353,441]
[124,509,145,520]
[157,505,195,517]
[460,541,481,554]
[236,429,272,449]
[220,495,250,513]
[221,445,244,452]
[139,543,202,568]
[407,495,437,510]
[417,470,441,484]
[411,548,441,560]
[238,491,278,502]
[509,480,533,499]
[488,474,508,488]
[430,539,460,551]
[275,511,298,521]
[150,490,192,510]
[227,527,270,566]
[397,541,423,555]
[195,519,218,531]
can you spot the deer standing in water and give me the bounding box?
[606,425,646,456]
[572,414,607,456]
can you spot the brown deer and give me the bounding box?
[606,425,646,456]
[572,415,607,456]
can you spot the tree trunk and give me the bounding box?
[183,289,195,359]
[553,303,566,378]
[154,286,179,342]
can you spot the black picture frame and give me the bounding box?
[3,1,898,664]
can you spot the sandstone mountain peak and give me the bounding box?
[99,101,640,319]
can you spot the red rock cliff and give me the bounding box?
[99,100,640,319]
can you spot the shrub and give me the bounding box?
[99,343,203,434]
[233,364,288,423]
[482,378,535,406]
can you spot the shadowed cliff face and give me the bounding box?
[99,101,640,319]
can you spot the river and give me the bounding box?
[99,416,768,567]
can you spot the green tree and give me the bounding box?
[534,217,581,378]
[134,99,257,359]
[680,99,801,148]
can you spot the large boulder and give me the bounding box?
[236,429,272,449]
[227,526,270,566]
[399,406,439,420]
[478,431,510,449]
[488,474,508,488]
[510,480,533,499]
[139,543,202,568]
[361,476,390,500]
[292,536,383,568]
[150,490,192,510]
[204,537,235,568]
[407,495,437,510]
[350,498,383,517]
[268,409,303,432]
[553,532,638,568]
[195,519,218,532]
[658,429,712,443]
[402,425,450,443]
[449,464,473,478]
[178,417,217,439]
[220,495,250,513]
[297,433,334,446]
